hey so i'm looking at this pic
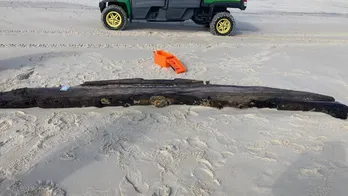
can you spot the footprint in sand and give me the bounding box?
[19,180,66,196]
[299,168,324,177]
[203,149,226,168]
[264,151,278,162]
[198,159,214,171]
[193,166,221,190]
[152,185,173,196]
[243,113,270,124]
[119,169,149,195]
[16,70,34,80]
[0,169,6,184]
[15,111,37,123]
[59,150,76,161]
[0,119,12,132]
[193,168,215,182]
[47,112,80,130]
[187,137,208,150]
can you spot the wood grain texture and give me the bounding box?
[1,78,347,119]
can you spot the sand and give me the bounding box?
[0,0,348,195]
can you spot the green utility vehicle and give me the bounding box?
[99,0,247,36]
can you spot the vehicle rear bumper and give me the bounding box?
[240,0,247,10]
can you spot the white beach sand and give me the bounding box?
[0,0,348,195]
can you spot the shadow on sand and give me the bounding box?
[273,141,348,196]
[0,110,156,196]
[0,52,79,73]
[122,20,259,35]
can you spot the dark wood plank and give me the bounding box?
[0,78,347,119]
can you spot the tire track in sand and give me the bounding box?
[1,42,347,49]
[0,0,96,10]
[0,29,348,44]
[0,43,220,49]
[0,29,166,37]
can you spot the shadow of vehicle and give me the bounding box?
[121,19,260,35]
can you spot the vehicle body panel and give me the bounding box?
[99,0,246,21]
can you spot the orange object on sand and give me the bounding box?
[153,50,186,74]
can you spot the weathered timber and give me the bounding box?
[0,78,347,119]
[81,78,208,86]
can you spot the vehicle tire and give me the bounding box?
[209,12,235,36]
[101,5,128,30]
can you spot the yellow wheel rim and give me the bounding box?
[106,11,122,28]
[216,18,231,34]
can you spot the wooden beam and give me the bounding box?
[0,78,347,119]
